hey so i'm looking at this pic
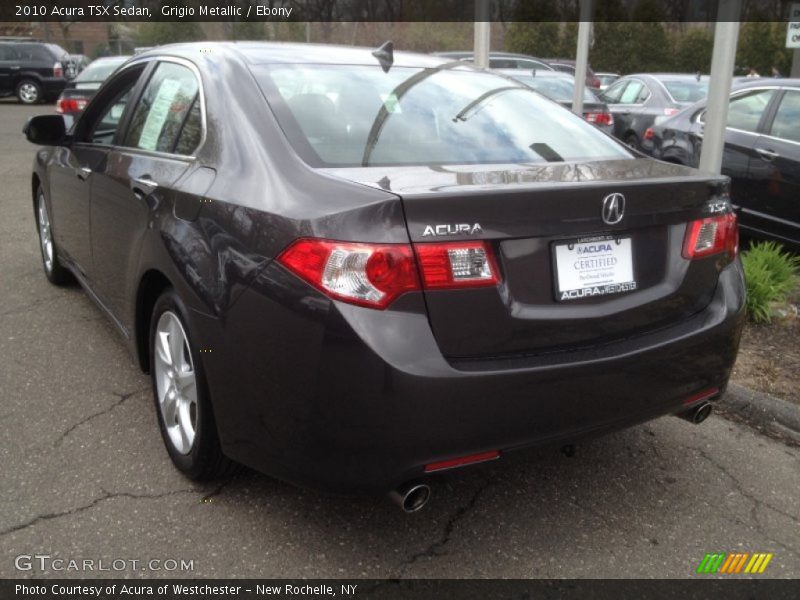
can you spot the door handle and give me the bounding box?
[76,167,92,181]
[755,148,779,161]
[130,176,158,197]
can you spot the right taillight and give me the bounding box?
[682,213,738,262]
[56,96,88,115]
[276,238,501,309]
[53,61,63,78]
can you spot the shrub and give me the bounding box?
[741,241,800,324]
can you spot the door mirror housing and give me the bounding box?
[23,115,68,145]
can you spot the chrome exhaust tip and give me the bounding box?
[389,481,431,513]
[679,402,713,424]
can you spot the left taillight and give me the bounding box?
[277,238,501,309]
[56,96,88,114]
[53,61,63,78]
[585,111,613,126]
[682,213,738,262]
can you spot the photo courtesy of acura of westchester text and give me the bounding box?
[1,0,799,594]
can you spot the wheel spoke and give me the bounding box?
[178,398,194,449]
[175,368,195,395]
[163,390,178,424]
[156,330,172,367]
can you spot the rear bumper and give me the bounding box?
[200,260,745,495]
[39,77,67,99]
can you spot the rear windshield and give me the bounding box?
[662,79,709,103]
[77,59,126,83]
[507,74,598,104]
[253,64,630,167]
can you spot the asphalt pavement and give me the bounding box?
[1,101,799,579]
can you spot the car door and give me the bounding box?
[746,88,800,244]
[89,59,203,319]
[45,64,146,277]
[709,88,779,223]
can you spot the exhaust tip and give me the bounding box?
[390,482,431,513]
[692,402,713,424]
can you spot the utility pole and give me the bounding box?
[473,0,491,68]
[572,0,593,116]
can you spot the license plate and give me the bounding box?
[554,236,637,301]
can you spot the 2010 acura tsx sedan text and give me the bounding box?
[25,42,745,512]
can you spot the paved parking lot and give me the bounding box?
[1,101,799,579]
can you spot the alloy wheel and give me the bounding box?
[19,82,39,103]
[154,311,198,455]
[38,194,53,273]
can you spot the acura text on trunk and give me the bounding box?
[25,43,745,512]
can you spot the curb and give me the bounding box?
[719,382,800,445]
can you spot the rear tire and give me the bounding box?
[149,289,235,480]
[16,79,42,104]
[36,187,73,285]
[625,133,640,151]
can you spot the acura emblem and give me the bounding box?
[602,193,625,225]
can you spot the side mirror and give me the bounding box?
[23,115,67,145]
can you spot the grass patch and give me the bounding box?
[741,241,800,324]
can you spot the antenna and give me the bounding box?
[372,41,394,73]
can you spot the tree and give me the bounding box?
[136,22,205,46]
[736,22,793,76]
[673,26,713,73]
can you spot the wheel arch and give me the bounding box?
[135,269,174,373]
[31,173,41,216]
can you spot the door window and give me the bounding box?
[619,80,646,104]
[726,89,775,133]
[601,80,627,103]
[769,90,800,143]
[124,62,200,154]
[77,66,144,146]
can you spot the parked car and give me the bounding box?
[498,69,614,135]
[432,51,554,71]
[599,73,710,150]
[0,39,69,103]
[650,79,800,247]
[65,54,90,80]
[56,56,130,119]
[541,58,602,89]
[24,42,744,510]
[596,72,621,91]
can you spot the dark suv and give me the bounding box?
[0,39,69,104]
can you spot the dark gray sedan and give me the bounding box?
[600,73,709,150]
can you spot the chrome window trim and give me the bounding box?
[695,86,783,131]
[765,88,800,146]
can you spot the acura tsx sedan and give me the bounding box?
[25,42,745,511]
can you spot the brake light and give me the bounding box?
[425,450,500,473]
[277,238,501,309]
[589,76,601,89]
[53,61,63,78]
[644,127,654,140]
[664,108,680,116]
[682,213,738,261]
[415,241,500,289]
[56,96,88,114]
[277,239,419,309]
[585,111,613,126]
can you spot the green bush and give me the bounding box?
[741,241,800,324]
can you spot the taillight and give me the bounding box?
[589,77,601,89]
[415,241,500,289]
[682,213,738,262]
[585,111,613,126]
[664,107,680,116]
[56,96,88,114]
[53,62,63,78]
[277,239,419,309]
[276,238,501,309]
[644,127,654,140]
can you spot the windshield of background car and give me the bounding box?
[253,64,631,167]
[661,79,709,103]
[509,74,597,103]
[76,59,126,83]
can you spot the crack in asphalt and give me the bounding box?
[396,479,493,576]
[52,386,150,447]
[0,488,199,538]
[693,446,800,557]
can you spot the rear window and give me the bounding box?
[661,79,709,103]
[509,74,597,103]
[254,64,630,167]
[76,59,126,83]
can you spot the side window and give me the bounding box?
[173,99,203,155]
[76,66,145,146]
[0,44,17,61]
[619,80,645,104]
[125,62,201,154]
[89,88,134,145]
[635,84,651,103]
[769,90,800,143]
[727,89,775,133]
[601,80,627,103]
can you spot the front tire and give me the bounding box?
[36,188,73,285]
[149,289,233,480]
[17,79,42,104]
